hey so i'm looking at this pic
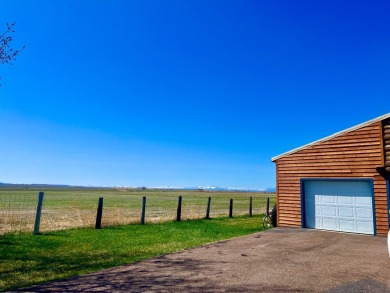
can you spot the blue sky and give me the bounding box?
[0,1,389,189]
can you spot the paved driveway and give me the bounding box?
[15,228,390,292]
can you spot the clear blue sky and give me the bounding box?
[0,1,389,189]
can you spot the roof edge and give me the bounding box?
[271,112,390,162]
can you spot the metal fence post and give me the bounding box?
[33,192,44,235]
[176,196,182,222]
[95,197,103,229]
[249,196,253,217]
[206,197,211,219]
[141,196,146,225]
[229,199,233,218]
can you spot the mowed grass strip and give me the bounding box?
[0,215,266,291]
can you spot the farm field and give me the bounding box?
[0,188,276,234]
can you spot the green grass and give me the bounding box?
[0,215,267,291]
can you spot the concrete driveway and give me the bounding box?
[15,227,390,292]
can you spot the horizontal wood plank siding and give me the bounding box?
[275,122,388,236]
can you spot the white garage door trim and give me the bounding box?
[301,179,376,235]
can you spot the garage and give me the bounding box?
[272,113,390,236]
[302,179,375,235]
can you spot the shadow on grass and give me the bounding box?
[13,255,262,293]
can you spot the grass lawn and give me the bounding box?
[0,215,267,291]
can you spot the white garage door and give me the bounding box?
[304,180,374,235]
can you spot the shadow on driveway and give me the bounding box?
[13,228,390,292]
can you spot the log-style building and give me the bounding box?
[272,113,390,236]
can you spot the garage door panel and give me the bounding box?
[323,218,338,230]
[339,220,354,231]
[304,180,374,235]
[357,222,373,233]
[321,206,337,216]
[356,208,372,218]
[338,196,353,204]
[356,197,371,205]
[339,207,353,217]
[321,196,336,204]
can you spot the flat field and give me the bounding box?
[0,188,276,234]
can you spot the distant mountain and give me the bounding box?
[265,187,276,192]
[0,182,276,193]
[152,186,275,192]
[0,182,102,189]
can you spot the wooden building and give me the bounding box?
[272,113,390,236]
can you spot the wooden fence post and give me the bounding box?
[229,199,233,218]
[141,196,146,225]
[206,197,211,219]
[176,196,182,222]
[249,196,253,217]
[266,197,270,216]
[33,192,44,235]
[95,197,103,229]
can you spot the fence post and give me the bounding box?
[266,197,270,216]
[229,199,233,218]
[95,197,103,229]
[176,196,182,222]
[206,197,211,219]
[33,192,44,235]
[249,196,253,217]
[141,196,146,225]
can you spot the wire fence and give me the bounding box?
[0,192,37,234]
[0,189,276,235]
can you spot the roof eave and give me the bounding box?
[271,112,390,162]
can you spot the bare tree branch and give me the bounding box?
[0,22,25,85]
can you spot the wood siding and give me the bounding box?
[275,122,389,236]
